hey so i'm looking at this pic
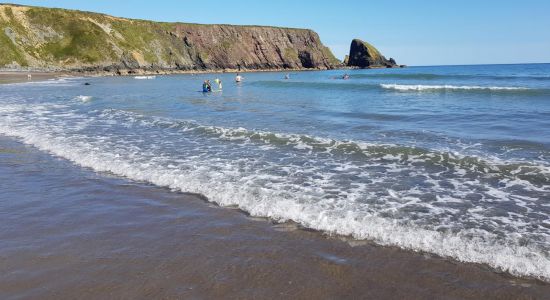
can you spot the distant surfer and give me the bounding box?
[284,73,290,80]
[235,73,243,83]
[342,74,350,80]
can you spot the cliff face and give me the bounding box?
[0,4,340,73]
[347,39,397,68]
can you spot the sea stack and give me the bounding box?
[347,38,397,68]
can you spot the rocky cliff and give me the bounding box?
[347,39,397,68]
[0,4,340,73]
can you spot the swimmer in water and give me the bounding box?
[202,80,212,92]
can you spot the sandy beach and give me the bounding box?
[0,71,67,84]
[1,136,549,299]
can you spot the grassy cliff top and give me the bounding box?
[0,3,314,32]
[352,38,382,60]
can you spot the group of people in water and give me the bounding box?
[202,72,349,92]
[202,78,223,92]
[202,73,244,92]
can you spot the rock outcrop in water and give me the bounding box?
[347,38,397,68]
[0,4,340,74]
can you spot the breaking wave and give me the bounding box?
[1,102,549,282]
[75,95,93,102]
[352,73,550,81]
[380,84,531,91]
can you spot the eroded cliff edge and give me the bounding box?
[0,4,340,74]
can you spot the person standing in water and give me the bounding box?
[284,73,290,80]
[235,73,243,82]
[202,80,212,92]
[214,78,223,90]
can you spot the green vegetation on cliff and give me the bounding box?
[0,4,339,72]
[0,6,27,66]
[358,40,382,61]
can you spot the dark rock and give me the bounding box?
[298,51,314,68]
[120,52,140,70]
[343,55,349,65]
[347,39,397,68]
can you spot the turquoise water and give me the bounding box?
[1,64,549,280]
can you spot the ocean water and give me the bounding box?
[1,64,549,281]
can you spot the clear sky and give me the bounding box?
[7,0,550,66]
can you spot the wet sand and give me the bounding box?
[0,67,327,81]
[0,136,549,299]
[0,72,65,84]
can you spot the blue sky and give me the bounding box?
[9,0,550,65]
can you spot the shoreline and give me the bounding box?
[0,71,69,84]
[0,68,325,84]
[0,136,548,299]
[0,65,395,84]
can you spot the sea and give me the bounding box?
[1,63,549,286]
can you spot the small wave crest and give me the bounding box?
[252,80,378,91]
[248,81,547,96]
[75,95,93,102]
[352,73,550,81]
[0,77,83,87]
[99,109,550,186]
[381,84,531,91]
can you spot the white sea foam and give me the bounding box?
[380,84,530,91]
[134,76,156,80]
[0,103,549,282]
[75,95,93,102]
[1,77,83,87]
